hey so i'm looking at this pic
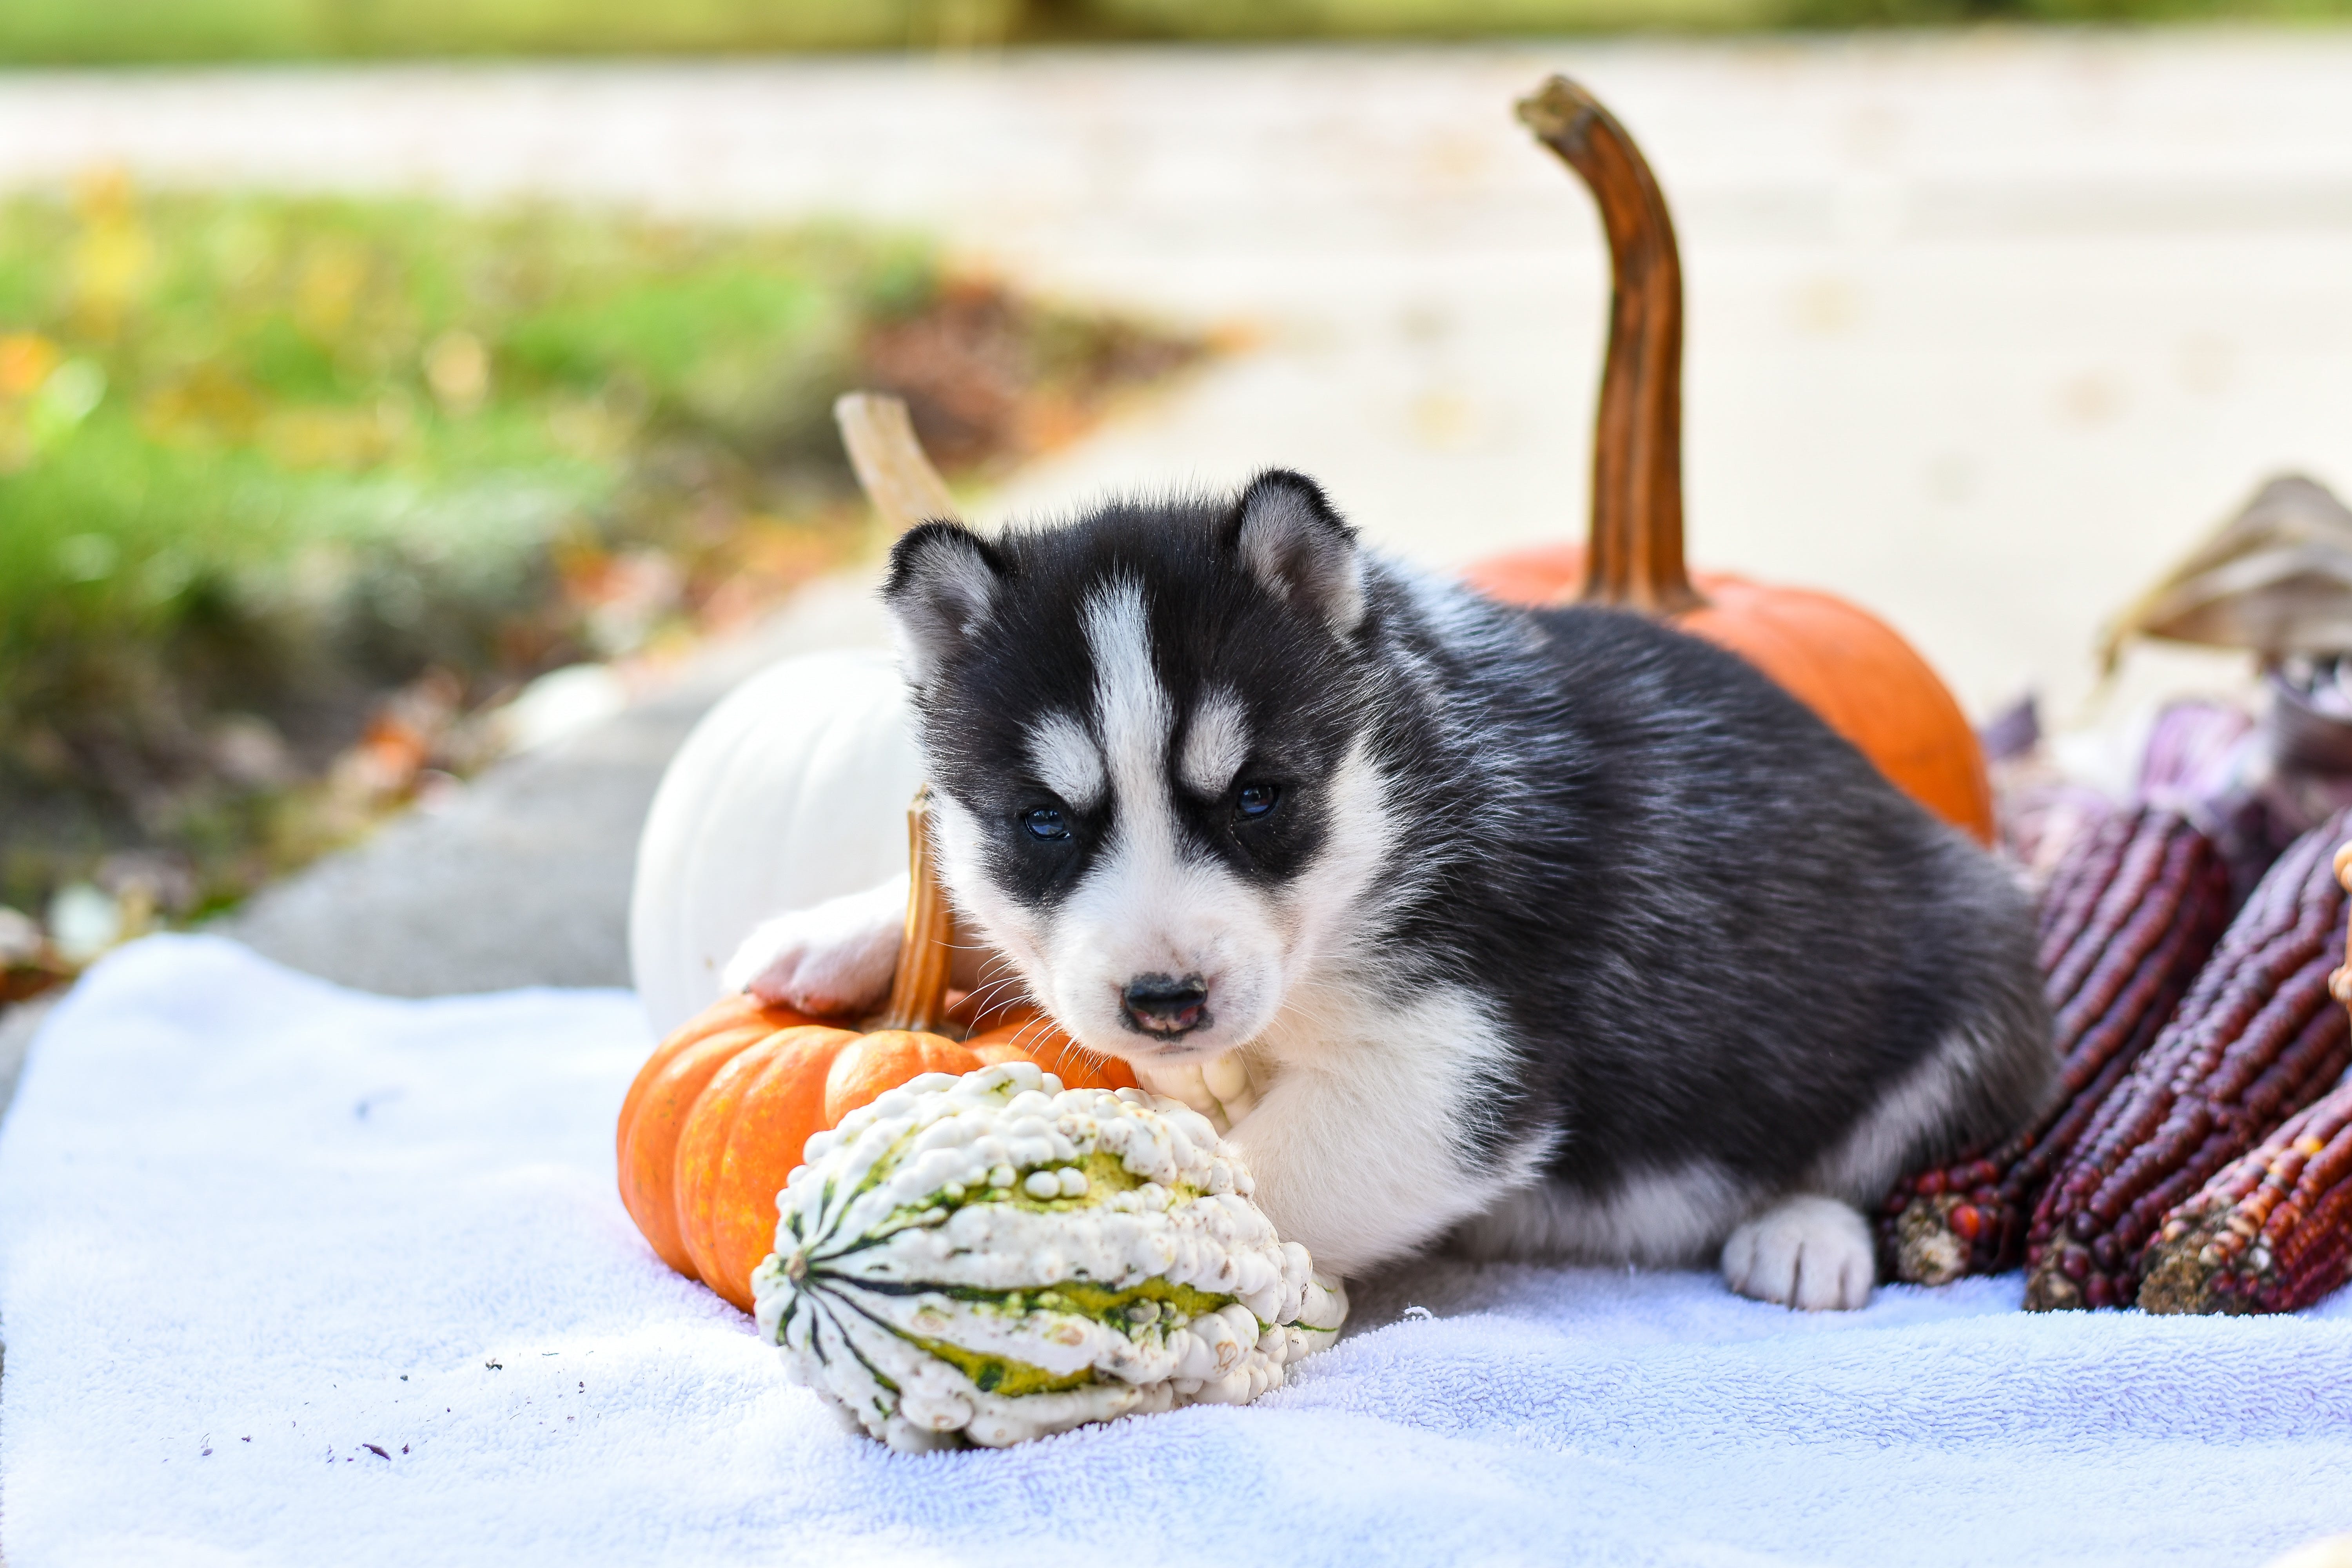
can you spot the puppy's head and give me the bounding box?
[883,471,1387,1065]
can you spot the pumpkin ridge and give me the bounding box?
[616,994,783,1140]
[673,1036,786,1305]
[701,1025,858,1307]
[618,1019,791,1275]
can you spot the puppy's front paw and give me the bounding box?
[1132,1052,1265,1135]
[1721,1195,1874,1311]
[720,874,908,1017]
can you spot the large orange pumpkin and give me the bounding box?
[1474,79,1992,845]
[617,795,1136,1311]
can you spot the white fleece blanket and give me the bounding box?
[4,936,2349,1568]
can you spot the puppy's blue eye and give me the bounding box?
[1237,784,1279,818]
[1022,806,1070,841]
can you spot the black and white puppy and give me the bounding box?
[728,472,2053,1309]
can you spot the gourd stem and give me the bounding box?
[833,396,962,1036]
[1517,76,1702,616]
[875,788,958,1033]
[833,391,963,533]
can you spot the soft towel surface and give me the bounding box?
[3,935,2348,1568]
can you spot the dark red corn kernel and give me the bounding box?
[2052,838,2209,1029]
[2046,810,2176,1007]
[2038,808,2137,982]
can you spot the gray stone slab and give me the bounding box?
[219,577,890,998]
[218,694,695,997]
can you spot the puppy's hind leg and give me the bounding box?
[1720,1195,1875,1311]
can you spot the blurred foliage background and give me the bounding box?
[3,0,2336,988]
[0,176,1199,969]
[2,0,2346,60]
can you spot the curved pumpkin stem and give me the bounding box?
[873,787,958,1033]
[833,399,965,1035]
[1517,76,1701,617]
[834,391,963,534]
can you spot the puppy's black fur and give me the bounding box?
[887,470,2052,1274]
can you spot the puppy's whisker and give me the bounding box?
[963,975,1029,1011]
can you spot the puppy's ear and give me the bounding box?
[1229,470,1366,636]
[884,521,1006,685]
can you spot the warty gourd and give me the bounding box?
[753,1063,1348,1451]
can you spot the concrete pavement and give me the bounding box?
[219,580,892,996]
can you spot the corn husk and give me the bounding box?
[2102,475,2352,670]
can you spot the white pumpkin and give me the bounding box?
[627,647,923,1036]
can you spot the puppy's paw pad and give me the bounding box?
[1721,1196,1874,1311]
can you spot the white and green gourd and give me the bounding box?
[752,1063,1348,1450]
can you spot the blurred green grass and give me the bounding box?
[1,0,2346,60]
[0,178,1200,923]
[0,179,897,788]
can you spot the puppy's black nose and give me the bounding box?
[1120,973,1210,1037]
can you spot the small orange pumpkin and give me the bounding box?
[614,992,822,1280]
[964,1008,1138,1092]
[1471,79,1992,846]
[617,794,1136,1311]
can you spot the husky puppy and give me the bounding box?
[727,472,2053,1309]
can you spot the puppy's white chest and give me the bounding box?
[1216,982,1548,1279]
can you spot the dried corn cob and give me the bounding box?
[2139,840,2352,1315]
[2137,1068,2352,1314]
[2023,807,2352,1311]
[2032,805,2134,978]
[1881,806,2231,1284]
